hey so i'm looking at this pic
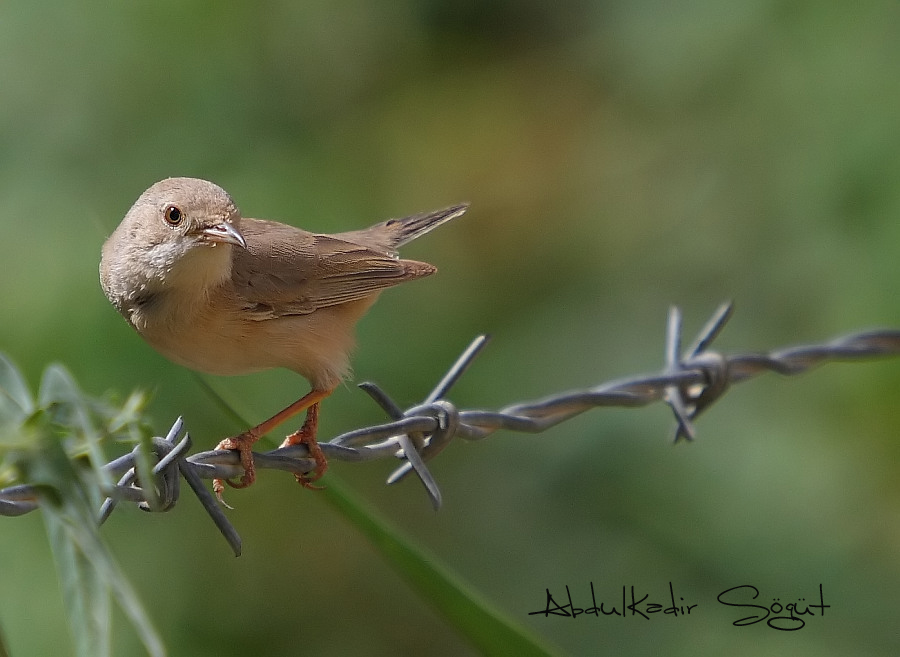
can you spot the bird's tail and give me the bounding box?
[336,203,469,254]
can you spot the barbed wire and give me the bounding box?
[2,302,899,557]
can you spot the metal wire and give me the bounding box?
[3,302,899,557]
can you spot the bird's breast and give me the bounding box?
[133,287,366,389]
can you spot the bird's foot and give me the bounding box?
[281,416,328,490]
[212,431,259,503]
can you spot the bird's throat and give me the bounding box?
[128,242,233,333]
[161,241,234,293]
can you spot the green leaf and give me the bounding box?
[45,507,112,657]
[38,363,83,412]
[47,509,166,657]
[106,390,150,437]
[37,435,166,657]
[0,352,34,430]
[38,364,112,492]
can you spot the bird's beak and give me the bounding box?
[199,222,247,249]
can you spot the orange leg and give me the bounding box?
[280,401,328,489]
[213,387,333,501]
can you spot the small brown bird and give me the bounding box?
[100,177,466,498]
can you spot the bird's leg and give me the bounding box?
[213,388,332,501]
[280,401,328,489]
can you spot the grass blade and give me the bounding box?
[44,507,112,657]
[322,478,560,656]
[200,377,560,655]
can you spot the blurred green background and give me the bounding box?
[1,0,899,655]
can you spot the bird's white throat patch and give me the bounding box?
[148,240,234,294]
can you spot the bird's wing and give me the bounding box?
[230,218,434,319]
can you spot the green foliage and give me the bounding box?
[0,353,162,657]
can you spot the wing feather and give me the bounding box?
[230,218,434,319]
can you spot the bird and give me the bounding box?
[99,177,467,499]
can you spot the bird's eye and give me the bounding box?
[164,205,184,226]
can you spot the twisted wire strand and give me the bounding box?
[3,302,899,557]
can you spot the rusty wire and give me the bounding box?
[2,302,899,556]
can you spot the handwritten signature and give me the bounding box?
[528,582,829,630]
[717,583,829,630]
[528,582,696,620]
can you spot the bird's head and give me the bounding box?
[101,177,248,308]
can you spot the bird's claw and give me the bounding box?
[213,431,258,504]
[281,425,328,490]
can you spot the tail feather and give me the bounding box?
[336,203,469,254]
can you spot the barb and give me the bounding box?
[3,302,900,555]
